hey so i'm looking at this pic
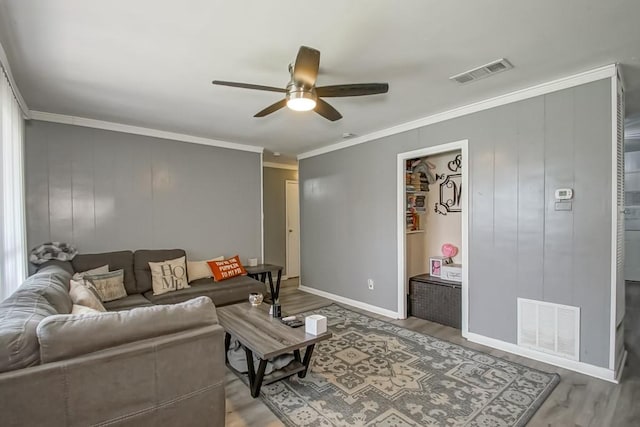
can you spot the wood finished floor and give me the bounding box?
[225,279,640,426]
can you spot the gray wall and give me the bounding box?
[263,167,298,274]
[300,79,612,368]
[25,120,262,262]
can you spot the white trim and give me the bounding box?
[298,64,617,160]
[264,161,298,170]
[260,152,265,264]
[299,285,400,319]
[466,332,619,383]
[0,41,29,118]
[29,110,264,153]
[610,73,618,371]
[615,350,628,383]
[396,140,469,328]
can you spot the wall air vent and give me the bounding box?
[450,58,513,84]
[517,298,580,361]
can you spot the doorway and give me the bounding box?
[286,180,300,278]
[397,140,469,335]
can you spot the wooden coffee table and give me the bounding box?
[217,302,332,398]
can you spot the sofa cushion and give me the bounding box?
[71,304,101,314]
[0,265,71,373]
[134,249,186,294]
[144,275,266,307]
[103,294,153,311]
[72,251,136,295]
[35,259,74,275]
[37,296,218,363]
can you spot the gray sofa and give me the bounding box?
[51,248,266,310]
[0,249,265,426]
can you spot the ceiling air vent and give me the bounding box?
[450,58,513,84]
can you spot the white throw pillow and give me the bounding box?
[187,256,224,282]
[150,256,189,295]
[72,264,109,281]
[84,269,128,302]
[69,280,107,312]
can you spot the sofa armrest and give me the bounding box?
[0,324,226,427]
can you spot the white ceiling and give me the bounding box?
[1,0,640,160]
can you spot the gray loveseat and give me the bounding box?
[0,249,265,426]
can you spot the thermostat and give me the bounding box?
[555,188,573,200]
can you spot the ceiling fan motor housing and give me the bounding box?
[286,81,317,111]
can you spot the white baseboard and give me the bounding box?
[466,332,619,383]
[298,285,400,319]
[615,350,628,383]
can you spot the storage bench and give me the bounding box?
[409,273,461,329]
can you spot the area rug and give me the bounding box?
[240,304,559,426]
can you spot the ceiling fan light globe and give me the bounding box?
[286,86,317,112]
[287,97,316,111]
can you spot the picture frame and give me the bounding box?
[429,256,452,277]
[430,257,443,277]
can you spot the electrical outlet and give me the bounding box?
[367,279,374,290]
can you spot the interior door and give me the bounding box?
[286,180,300,278]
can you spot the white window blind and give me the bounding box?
[0,65,27,301]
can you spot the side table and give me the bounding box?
[245,264,283,302]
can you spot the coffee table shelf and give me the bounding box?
[262,360,306,386]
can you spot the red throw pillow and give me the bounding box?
[207,255,247,281]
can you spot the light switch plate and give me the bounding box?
[555,201,572,211]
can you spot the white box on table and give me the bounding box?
[305,315,327,335]
[441,264,462,282]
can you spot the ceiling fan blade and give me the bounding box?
[293,46,320,87]
[212,80,285,93]
[314,98,342,121]
[316,83,389,97]
[254,99,288,117]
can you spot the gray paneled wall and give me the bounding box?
[263,167,298,274]
[25,121,262,262]
[299,79,612,367]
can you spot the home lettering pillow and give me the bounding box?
[149,256,189,295]
[187,256,224,282]
[207,255,247,281]
[84,270,128,302]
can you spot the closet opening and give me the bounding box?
[396,140,468,337]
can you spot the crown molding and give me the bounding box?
[298,64,617,160]
[0,41,30,118]
[263,161,298,170]
[29,111,264,153]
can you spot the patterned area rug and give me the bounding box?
[241,304,559,426]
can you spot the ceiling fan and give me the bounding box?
[211,46,389,121]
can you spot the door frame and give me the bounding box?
[285,179,300,279]
[396,139,469,337]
